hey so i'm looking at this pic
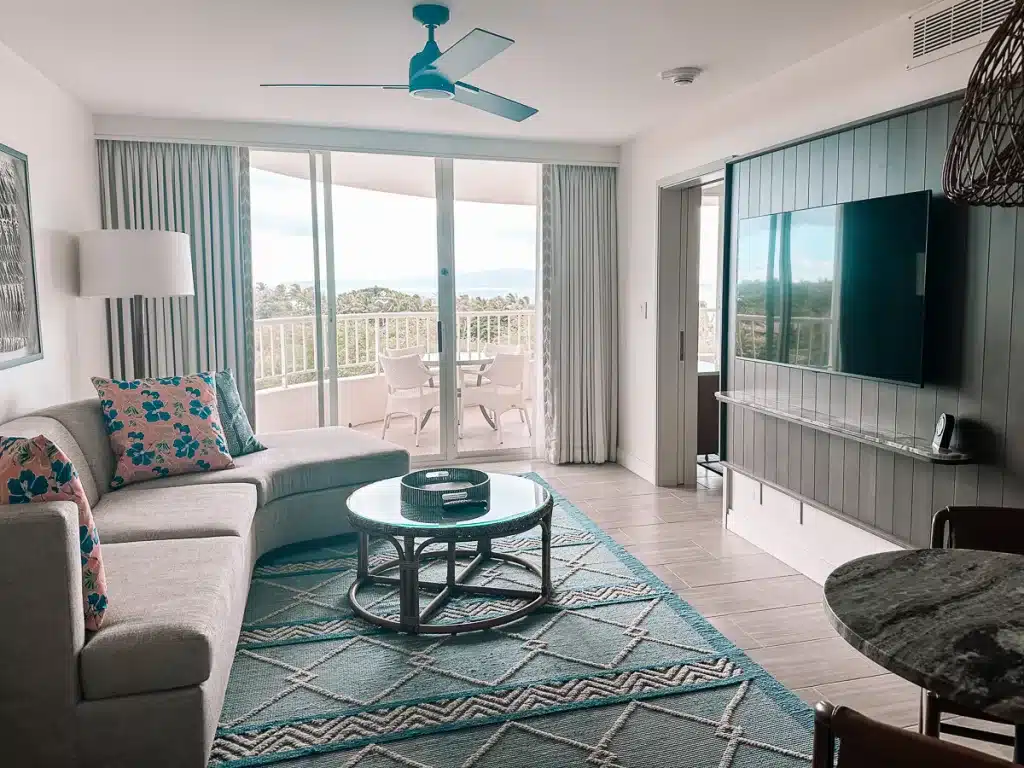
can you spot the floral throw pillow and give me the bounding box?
[0,435,108,630]
[92,372,234,489]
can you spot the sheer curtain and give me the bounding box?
[96,140,255,420]
[541,164,618,464]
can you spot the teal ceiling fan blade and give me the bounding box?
[426,28,513,82]
[453,82,537,122]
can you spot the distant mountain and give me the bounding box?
[323,268,536,300]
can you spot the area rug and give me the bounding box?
[211,474,814,767]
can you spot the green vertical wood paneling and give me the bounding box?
[737,162,751,219]
[1004,208,1024,506]
[905,110,928,192]
[955,204,992,507]
[925,104,950,193]
[868,122,888,198]
[782,147,797,211]
[748,155,762,217]
[760,154,773,215]
[765,365,779,484]
[776,366,790,488]
[852,126,872,200]
[801,370,817,499]
[770,151,785,214]
[726,95,1022,546]
[886,115,908,195]
[808,138,825,208]
[822,135,839,206]
[836,131,855,204]
[978,207,1016,505]
[794,144,810,210]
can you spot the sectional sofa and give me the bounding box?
[0,397,409,767]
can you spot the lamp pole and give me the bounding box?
[131,294,147,379]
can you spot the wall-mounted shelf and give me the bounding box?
[715,390,973,465]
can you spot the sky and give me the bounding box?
[251,168,537,289]
[736,205,840,284]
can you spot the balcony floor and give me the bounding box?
[353,401,534,457]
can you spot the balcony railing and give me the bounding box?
[255,310,536,390]
[735,314,832,368]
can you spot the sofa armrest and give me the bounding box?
[0,501,84,764]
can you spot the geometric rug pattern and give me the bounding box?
[211,474,813,766]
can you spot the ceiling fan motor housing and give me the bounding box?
[409,40,455,99]
[409,4,455,99]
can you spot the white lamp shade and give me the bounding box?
[78,230,195,298]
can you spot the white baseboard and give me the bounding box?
[617,448,656,484]
[725,467,904,585]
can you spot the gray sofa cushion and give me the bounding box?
[80,536,249,700]
[30,398,115,499]
[132,427,409,507]
[93,484,257,544]
[0,415,102,507]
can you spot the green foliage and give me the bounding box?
[255,283,533,319]
[735,279,833,318]
[253,283,535,390]
[735,279,833,367]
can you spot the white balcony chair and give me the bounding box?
[381,353,439,447]
[463,343,523,388]
[460,353,532,443]
[383,344,436,387]
[383,345,426,358]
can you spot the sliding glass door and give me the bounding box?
[452,159,538,459]
[250,149,537,464]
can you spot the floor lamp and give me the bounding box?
[78,230,194,379]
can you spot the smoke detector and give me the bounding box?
[659,66,703,85]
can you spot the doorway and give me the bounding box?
[249,150,539,465]
[655,175,725,488]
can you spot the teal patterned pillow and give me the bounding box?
[214,370,266,458]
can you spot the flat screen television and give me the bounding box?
[734,190,931,386]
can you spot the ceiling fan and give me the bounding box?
[261,4,537,122]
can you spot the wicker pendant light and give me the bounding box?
[943,0,1024,206]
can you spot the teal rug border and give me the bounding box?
[215,471,814,766]
[237,588,670,650]
[215,670,753,767]
[218,655,754,737]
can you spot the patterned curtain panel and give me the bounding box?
[541,164,618,464]
[96,140,255,422]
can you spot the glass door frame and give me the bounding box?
[281,149,534,466]
[426,157,536,467]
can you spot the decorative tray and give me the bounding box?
[400,468,490,510]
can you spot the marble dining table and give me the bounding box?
[824,548,1024,758]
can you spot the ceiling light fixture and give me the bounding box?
[659,66,703,85]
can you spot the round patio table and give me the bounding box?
[419,351,496,429]
[345,473,553,634]
[824,548,1024,759]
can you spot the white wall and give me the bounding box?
[726,467,903,585]
[0,42,107,420]
[617,14,983,482]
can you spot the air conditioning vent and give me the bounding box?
[909,0,1013,68]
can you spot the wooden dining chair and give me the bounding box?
[923,506,1024,758]
[814,701,1013,768]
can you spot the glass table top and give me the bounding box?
[346,473,550,534]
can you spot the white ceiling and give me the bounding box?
[252,151,539,204]
[1,0,925,144]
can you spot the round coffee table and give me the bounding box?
[345,472,553,634]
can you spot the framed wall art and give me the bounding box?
[0,143,42,369]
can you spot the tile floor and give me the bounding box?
[462,458,1015,760]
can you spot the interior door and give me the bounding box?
[655,183,703,487]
